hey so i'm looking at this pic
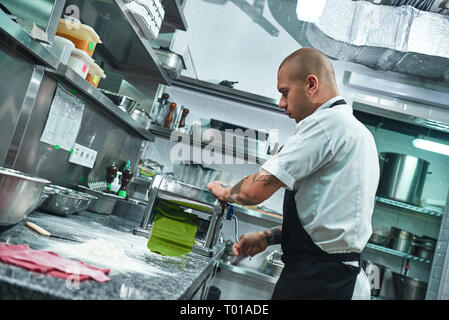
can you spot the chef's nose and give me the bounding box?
[279,98,287,109]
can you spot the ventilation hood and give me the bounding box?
[268,0,449,83]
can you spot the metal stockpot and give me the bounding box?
[377,153,430,206]
[392,273,427,300]
[0,167,50,228]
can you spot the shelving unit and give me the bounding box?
[375,196,444,218]
[148,124,270,164]
[365,243,432,264]
[46,65,155,142]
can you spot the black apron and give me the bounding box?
[271,99,361,300]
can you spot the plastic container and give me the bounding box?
[86,62,106,88]
[49,36,75,65]
[56,18,102,57]
[67,48,94,79]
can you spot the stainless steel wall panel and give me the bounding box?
[12,73,144,188]
[0,43,35,166]
[4,66,45,168]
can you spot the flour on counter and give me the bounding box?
[30,215,181,277]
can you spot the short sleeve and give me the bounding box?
[261,118,334,190]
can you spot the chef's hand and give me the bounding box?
[232,232,268,257]
[207,181,229,202]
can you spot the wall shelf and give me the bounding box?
[375,196,444,218]
[149,124,269,164]
[365,243,432,264]
[0,9,60,69]
[46,65,155,142]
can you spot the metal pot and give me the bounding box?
[102,90,140,115]
[76,185,121,215]
[377,153,430,206]
[0,167,50,228]
[390,227,415,254]
[392,273,427,300]
[130,108,151,130]
[369,232,391,246]
[412,236,436,260]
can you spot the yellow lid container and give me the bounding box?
[86,62,106,88]
[56,18,102,57]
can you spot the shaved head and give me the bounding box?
[276,47,341,123]
[279,47,337,88]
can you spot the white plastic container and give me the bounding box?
[67,48,94,79]
[86,62,106,88]
[56,18,102,57]
[49,36,75,65]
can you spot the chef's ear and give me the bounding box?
[306,75,319,93]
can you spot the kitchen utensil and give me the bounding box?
[390,227,415,254]
[164,102,177,128]
[77,185,121,215]
[178,108,189,128]
[151,93,170,124]
[40,185,96,216]
[130,108,152,130]
[102,90,140,115]
[153,47,186,79]
[26,221,79,242]
[0,167,50,228]
[392,273,427,300]
[377,153,430,206]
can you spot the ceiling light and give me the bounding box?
[296,0,326,23]
[412,138,449,156]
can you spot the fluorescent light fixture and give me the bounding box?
[345,71,449,109]
[296,0,326,23]
[412,138,449,156]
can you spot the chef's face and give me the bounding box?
[277,63,315,123]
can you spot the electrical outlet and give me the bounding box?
[68,143,97,168]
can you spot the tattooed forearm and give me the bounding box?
[252,174,282,186]
[263,227,282,245]
[226,177,252,204]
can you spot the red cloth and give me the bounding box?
[0,243,110,282]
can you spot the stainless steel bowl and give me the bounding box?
[130,108,151,130]
[40,185,97,216]
[0,167,50,227]
[102,90,140,115]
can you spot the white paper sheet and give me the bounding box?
[40,86,85,151]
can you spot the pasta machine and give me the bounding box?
[133,174,239,257]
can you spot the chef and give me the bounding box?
[208,47,380,300]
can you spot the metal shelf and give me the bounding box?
[45,65,155,142]
[149,124,270,164]
[0,9,60,69]
[375,196,444,218]
[365,243,432,264]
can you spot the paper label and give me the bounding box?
[82,64,88,73]
[93,75,99,84]
[40,86,85,151]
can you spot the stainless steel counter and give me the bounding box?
[0,211,224,300]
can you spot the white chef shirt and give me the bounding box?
[262,96,380,255]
